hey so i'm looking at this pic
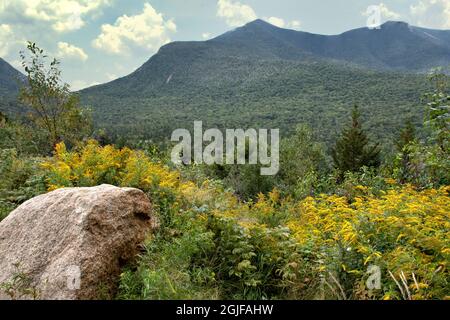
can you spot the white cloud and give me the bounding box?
[410,0,450,29]
[57,42,88,61]
[0,0,110,33]
[265,17,302,30]
[217,0,299,30]
[379,3,401,20]
[106,73,118,81]
[92,3,176,55]
[266,17,285,28]
[289,20,302,30]
[71,79,100,91]
[10,60,24,72]
[0,0,109,59]
[202,32,212,40]
[217,0,257,27]
[0,24,13,57]
[362,3,401,20]
[0,24,28,58]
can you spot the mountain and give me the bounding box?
[83,20,450,98]
[211,20,450,71]
[80,20,444,145]
[0,58,24,113]
[0,58,22,93]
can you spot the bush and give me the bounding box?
[43,140,180,191]
[0,149,46,221]
[203,216,306,299]
[286,185,450,299]
[393,142,450,188]
[0,120,51,156]
[42,140,190,235]
[41,141,450,300]
[118,210,218,300]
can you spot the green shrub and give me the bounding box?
[0,149,46,221]
[118,210,218,300]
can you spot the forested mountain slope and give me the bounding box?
[80,20,444,145]
[3,20,447,144]
[0,58,24,113]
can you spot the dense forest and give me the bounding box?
[80,58,432,149]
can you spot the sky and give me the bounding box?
[0,0,449,90]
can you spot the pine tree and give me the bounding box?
[332,106,380,175]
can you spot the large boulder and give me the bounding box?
[0,184,156,300]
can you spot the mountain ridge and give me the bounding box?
[81,19,450,97]
[0,58,24,113]
[209,19,450,71]
[78,19,440,145]
[80,19,448,101]
[0,58,23,93]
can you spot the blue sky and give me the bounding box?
[0,0,449,90]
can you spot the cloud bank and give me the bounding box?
[92,3,177,55]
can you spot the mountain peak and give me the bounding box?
[212,18,281,43]
[245,19,271,26]
[379,20,411,31]
[243,19,278,30]
[381,20,409,27]
[245,19,413,33]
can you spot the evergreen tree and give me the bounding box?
[332,106,380,175]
